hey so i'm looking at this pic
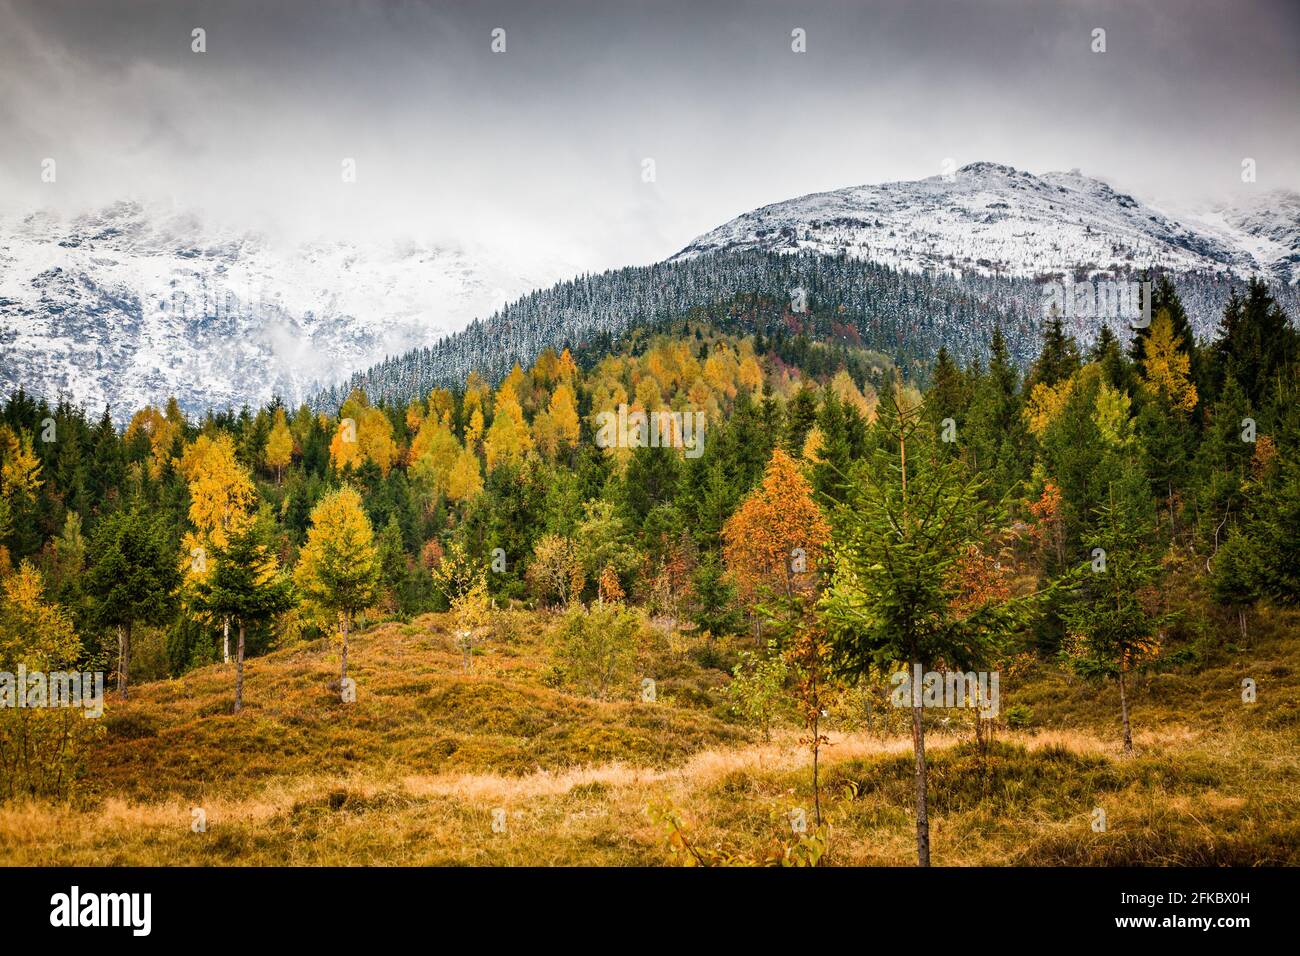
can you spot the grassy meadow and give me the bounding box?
[4,603,1297,867]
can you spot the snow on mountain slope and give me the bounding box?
[1178,189,1300,286]
[0,201,574,419]
[4,166,1296,419]
[673,162,1291,283]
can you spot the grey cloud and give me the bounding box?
[0,0,1295,269]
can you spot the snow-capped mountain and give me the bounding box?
[0,201,575,419]
[673,162,1298,284]
[3,165,1297,418]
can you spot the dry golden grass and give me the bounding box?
[2,608,1297,866]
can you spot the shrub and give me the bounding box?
[551,603,642,700]
[104,711,158,740]
[526,535,584,607]
[1003,703,1034,729]
[0,709,103,800]
[727,641,789,740]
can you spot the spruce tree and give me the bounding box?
[192,520,294,712]
[1255,460,1300,605]
[1025,313,1081,395]
[86,509,181,699]
[1061,474,1162,754]
[819,385,1028,865]
[1210,278,1299,410]
[1210,529,1260,639]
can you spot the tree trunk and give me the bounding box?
[223,617,230,665]
[117,624,128,699]
[1239,608,1247,641]
[910,663,931,867]
[811,698,822,828]
[234,622,246,714]
[1118,664,1133,755]
[1167,482,1176,540]
[340,613,350,686]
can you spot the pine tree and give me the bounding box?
[784,386,819,456]
[691,551,741,638]
[1131,275,1194,361]
[1061,475,1162,754]
[818,385,1027,866]
[926,345,966,429]
[1254,459,1300,605]
[86,509,181,699]
[191,521,294,712]
[1210,278,1299,410]
[965,324,1028,499]
[1210,529,1260,639]
[811,390,854,504]
[88,407,125,507]
[1026,313,1081,395]
[376,515,409,615]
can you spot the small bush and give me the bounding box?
[551,603,642,700]
[1003,703,1034,729]
[727,641,788,740]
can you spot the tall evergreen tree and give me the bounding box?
[192,520,294,712]
[1210,278,1299,411]
[1061,474,1162,754]
[819,387,1028,866]
[86,509,181,698]
[1025,313,1081,395]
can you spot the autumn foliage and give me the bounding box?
[722,448,830,603]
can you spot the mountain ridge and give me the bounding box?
[3,164,1297,418]
[672,162,1297,284]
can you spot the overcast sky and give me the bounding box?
[1,0,1296,270]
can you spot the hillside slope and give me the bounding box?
[3,606,1297,866]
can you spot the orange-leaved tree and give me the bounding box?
[722,448,830,639]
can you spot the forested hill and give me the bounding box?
[312,249,1285,413]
